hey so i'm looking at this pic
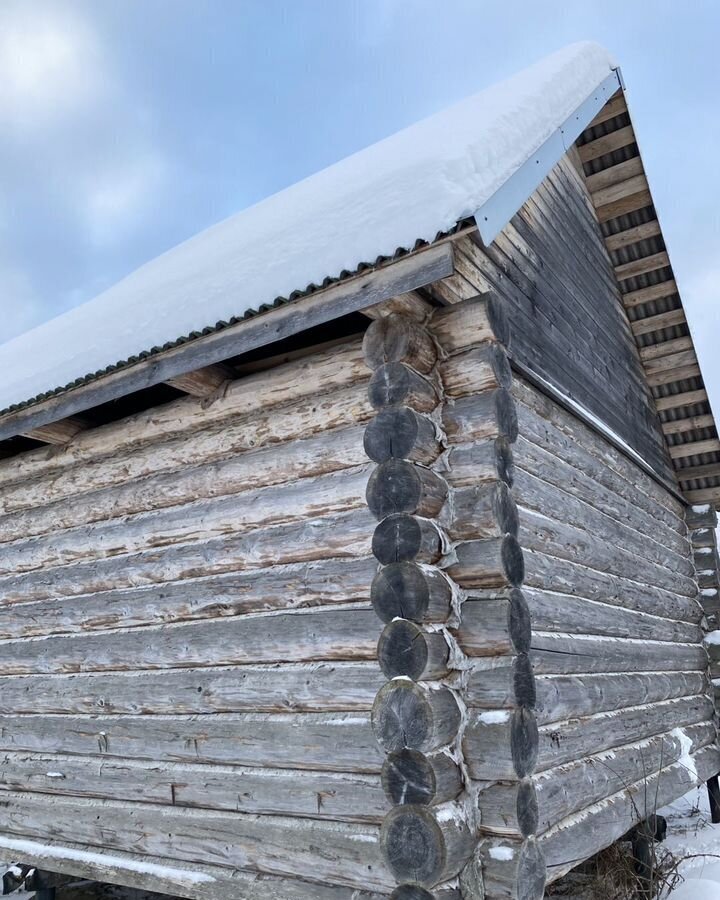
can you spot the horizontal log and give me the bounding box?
[371,563,453,624]
[542,744,720,884]
[372,514,444,565]
[476,836,546,900]
[521,585,702,644]
[0,466,373,577]
[519,508,696,597]
[0,662,385,715]
[0,752,389,822]
[0,556,378,640]
[523,550,702,624]
[445,536,525,589]
[381,750,462,807]
[442,390,518,444]
[691,527,717,549]
[478,721,716,837]
[0,833,390,900]
[630,307,687,337]
[438,344,511,397]
[0,508,375,604]
[441,438,515,488]
[577,125,636,162]
[368,363,438,412]
[451,591,531,657]
[364,408,440,465]
[463,695,714,780]
[371,681,460,753]
[377,619,450,681]
[362,314,437,374]
[366,460,448,520]
[0,380,373,522]
[623,278,679,309]
[0,607,383,676]
[687,505,719,530]
[391,885,460,900]
[439,482,518,540]
[0,712,385,771]
[380,804,473,888]
[0,792,394,891]
[604,219,661,252]
[585,156,643,194]
[655,388,708,412]
[467,669,706,723]
[429,292,509,352]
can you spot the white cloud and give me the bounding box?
[0,4,101,128]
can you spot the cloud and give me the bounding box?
[0,3,101,129]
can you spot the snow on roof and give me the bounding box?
[0,41,616,414]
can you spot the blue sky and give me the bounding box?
[1,0,718,396]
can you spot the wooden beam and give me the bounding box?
[577,126,636,162]
[630,308,686,336]
[21,417,87,445]
[677,463,720,483]
[655,388,708,411]
[669,438,720,460]
[585,157,644,194]
[596,188,653,224]
[639,336,693,362]
[646,363,701,388]
[589,92,627,127]
[683,486,720,506]
[0,242,455,444]
[363,290,434,321]
[615,251,671,282]
[661,414,715,436]
[591,173,649,209]
[605,220,662,252]
[165,364,233,397]
[622,279,679,309]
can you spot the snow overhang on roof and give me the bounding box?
[0,41,619,416]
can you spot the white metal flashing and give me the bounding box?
[473,69,623,244]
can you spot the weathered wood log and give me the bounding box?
[372,681,460,753]
[390,886,460,900]
[445,536,525,588]
[0,466,374,578]
[372,515,444,565]
[381,750,462,807]
[698,571,719,590]
[0,508,375,605]
[364,408,440,465]
[686,505,719,530]
[442,389,518,444]
[477,837,546,900]
[371,563,453,624]
[461,655,536,710]
[440,482,518,540]
[368,363,438,412]
[430,293,509,352]
[0,662,386,716]
[0,792,395,892]
[519,585,702,644]
[363,315,437,374]
[477,721,716,837]
[541,745,720,884]
[0,711,385,772]
[0,556,378,640]
[165,363,233,397]
[380,805,474,887]
[0,833,387,900]
[0,751,390,822]
[442,438,515,488]
[519,507,697,598]
[513,467,694,579]
[690,527,716,549]
[452,591,531,656]
[366,461,448,520]
[377,619,450,681]
[439,344,511,397]
[0,606,384,676]
[523,550,702,624]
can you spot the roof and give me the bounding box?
[0,41,617,414]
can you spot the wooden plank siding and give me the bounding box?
[576,90,720,506]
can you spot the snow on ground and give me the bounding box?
[661,787,720,897]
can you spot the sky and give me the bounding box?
[1,0,719,404]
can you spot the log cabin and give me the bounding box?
[0,40,717,900]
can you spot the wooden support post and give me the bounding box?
[708,775,720,824]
